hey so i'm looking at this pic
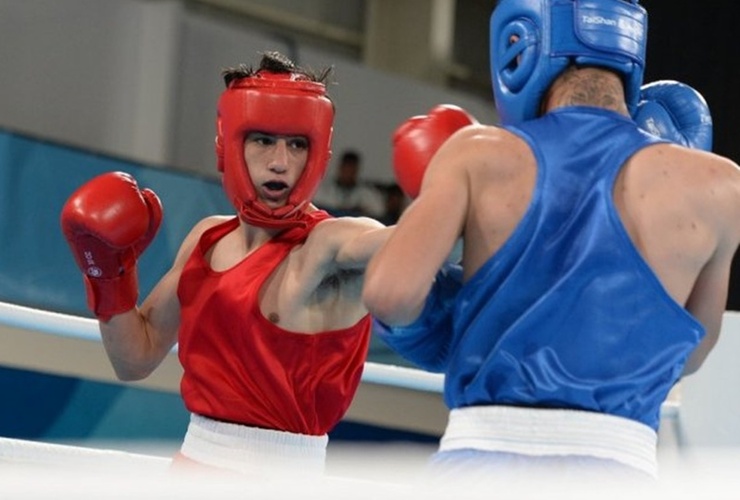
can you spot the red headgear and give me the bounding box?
[215,70,334,229]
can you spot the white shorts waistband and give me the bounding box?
[179,413,328,477]
[439,406,657,477]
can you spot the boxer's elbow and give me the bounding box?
[363,277,425,326]
[110,359,156,382]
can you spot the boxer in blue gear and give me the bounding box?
[374,78,715,371]
[364,0,740,485]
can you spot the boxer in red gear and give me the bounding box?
[60,51,392,478]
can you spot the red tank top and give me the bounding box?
[177,215,372,435]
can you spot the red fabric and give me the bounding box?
[177,215,371,435]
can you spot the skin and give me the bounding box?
[100,131,392,381]
[363,67,740,376]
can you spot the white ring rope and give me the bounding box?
[0,300,444,393]
[361,362,443,393]
[0,301,100,342]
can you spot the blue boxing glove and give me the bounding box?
[373,262,463,373]
[633,80,713,151]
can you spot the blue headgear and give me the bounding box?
[490,0,647,125]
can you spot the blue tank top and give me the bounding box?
[440,108,703,430]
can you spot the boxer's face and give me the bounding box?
[244,131,309,208]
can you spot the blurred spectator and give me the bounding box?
[314,150,385,218]
[376,183,408,225]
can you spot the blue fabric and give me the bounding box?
[427,448,654,484]
[384,108,705,431]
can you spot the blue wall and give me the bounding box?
[0,128,228,316]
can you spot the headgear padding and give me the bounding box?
[216,70,334,229]
[490,0,647,125]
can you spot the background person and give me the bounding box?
[313,149,386,219]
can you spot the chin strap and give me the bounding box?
[237,199,329,231]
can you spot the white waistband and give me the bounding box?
[439,406,658,477]
[179,413,328,477]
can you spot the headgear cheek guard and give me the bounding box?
[490,0,647,125]
[216,71,334,229]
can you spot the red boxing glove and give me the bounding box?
[60,172,163,321]
[393,104,477,199]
